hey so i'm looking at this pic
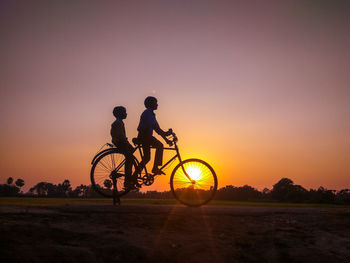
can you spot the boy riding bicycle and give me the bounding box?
[110,106,138,188]
[137,96,173,175]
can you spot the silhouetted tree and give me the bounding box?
[70,186,81,197]
[0,184,20,196]
[78,184,88,197]
[56,180,72,197]
[15,179,25,188]
[262,188,271,195]
[20,178,349,204]
[29,182,58,196]
[30,182,49,196]
[272,178,310,202]
[214,185,262,201]
[271,178,294,201]
[7,177,13,185]
[46,183,58,196]
[0,178,25,196]
[86,184,105,197]
[62,179,72,196]
[336,189,350,204]
[308,187,336,203]
[70,184,89,197]
[261,188,271,200]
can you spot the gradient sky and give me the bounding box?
[1,0,349,192]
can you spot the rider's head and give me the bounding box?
[113,106,127,120]
[144,96,158,110]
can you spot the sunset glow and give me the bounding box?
[0,1,349,192]
[171,160,216,191]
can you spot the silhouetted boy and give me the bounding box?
[137,96,172,175]
[111,106,135,186]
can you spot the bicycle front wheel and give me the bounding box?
[90,149,137,198]
[170,159,217,207]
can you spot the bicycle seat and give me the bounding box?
[132,137,142,146]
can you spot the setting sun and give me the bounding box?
[187,166,202,181]
[171,160,217,191]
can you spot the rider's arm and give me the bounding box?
[154,124,172,145]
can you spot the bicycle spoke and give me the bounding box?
[91,150,136,198]
[97,159,112,172]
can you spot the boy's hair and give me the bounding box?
[144,96,157,108]
[113,106,126,119]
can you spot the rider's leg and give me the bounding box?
[124,146,134,179]
[150,137,164,174]
[118,142,139,189]
[116,142,134,178]
[138,142,151,171]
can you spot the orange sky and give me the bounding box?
[0,1,349,191]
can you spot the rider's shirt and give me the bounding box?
[137,108,158,138]
[111,119,127,145]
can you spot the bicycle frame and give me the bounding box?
[90,132,217,206]
[93,134,193,183]
[137,137,194,183]
[134,139,183,176]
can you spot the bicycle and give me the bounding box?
[90,130,217,207]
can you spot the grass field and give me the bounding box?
[1,197,349,208]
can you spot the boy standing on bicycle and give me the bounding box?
[110,106,136,187]
[137,96,173,175]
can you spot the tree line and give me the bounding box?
[0,177,101,198]
[0,177,349,204]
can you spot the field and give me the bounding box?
[1,198,350,263]
[1,197,348,207]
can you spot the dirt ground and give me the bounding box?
[1,204,350,263]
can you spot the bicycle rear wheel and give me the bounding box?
[170,159,217,207]
[90,149,137,198]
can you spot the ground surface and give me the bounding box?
[1,201,350,263]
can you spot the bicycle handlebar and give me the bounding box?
[167,129,178,143]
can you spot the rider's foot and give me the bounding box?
[134,181,142,188]
[123,180,132,189]
[124,179,141,190]
[127,184,138,190]
[152,168,165,175]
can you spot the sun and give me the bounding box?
[186,166,202,181]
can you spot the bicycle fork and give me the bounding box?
[175,144,195,184]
